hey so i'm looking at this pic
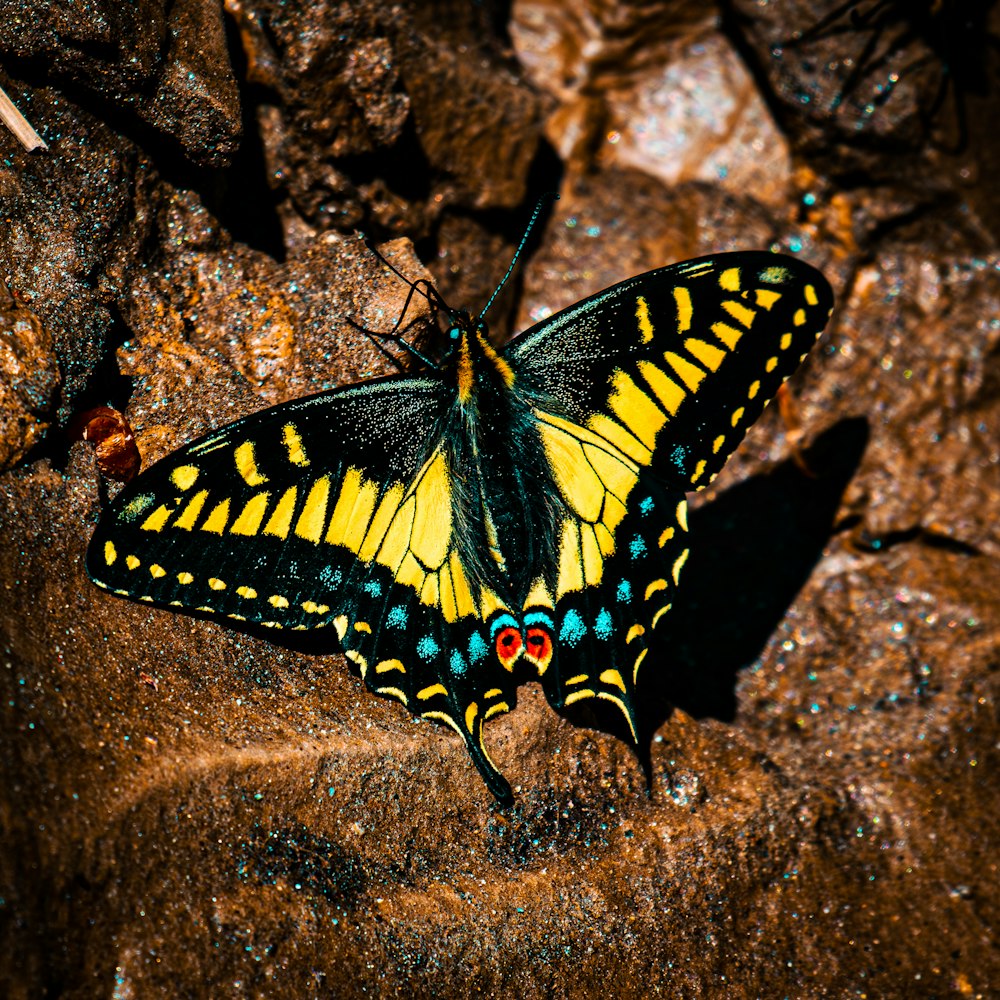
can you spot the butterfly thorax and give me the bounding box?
[440,319,563,604]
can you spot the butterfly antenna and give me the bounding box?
[478,192,559,323]
[360,235,453,313]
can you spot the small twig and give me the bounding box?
[0,82,48,152]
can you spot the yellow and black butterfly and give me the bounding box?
[87,236,834,804]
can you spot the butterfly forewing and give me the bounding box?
[506,252,834,489]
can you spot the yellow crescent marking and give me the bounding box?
[302,601,330,614]
[418,684,449,701]
[731,406,745,427]
[465,702,479,735]
[564,689,595,705]
[566,674,588,686]
[282,423,310,466]
[651,604,672,628]
[658,526,674,547]
[599,669,626,692]
[690,459,707,484]
[237,586,257,599]
[484,702,510,720]
[263,486,298,538]
[230,492,271,536]
[375,659,405,674]
[377,686,408,705]
[345,648,367,677]
[150,564,166,578]
[748,380,761,399]
[421,711,464,739]
[626,624,645,643]
[173,489,209,530]
[721,300,755,327]
[780,333,793,350]
[170,465,199,491]
[645,579,667,600]
[104,541,117,565]
[755,288,782,309]
[712,434,725,454]
[793,308,807,326]
[333,615,348,640]
[354,621,371,633]
[672,549,690,585]
[177,572,193,584]
[673,286,692,333]
[597,691,637,741]
[719,267,741,292]
[765,356,779,372]
[636,295,654,342]
[805,284,818,306]
[126,555,140,570]
[485,688,504,698]
[633,647,648,683]
[676,500,688,532]
[209,578,226,590]
[140,505,173,532]
[234,441,268,486]
[201,499,231,534]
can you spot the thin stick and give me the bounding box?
[0,83,48,152]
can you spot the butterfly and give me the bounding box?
[87,238,834,804]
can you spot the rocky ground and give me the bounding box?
[1,0,998,996]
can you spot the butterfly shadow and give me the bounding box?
[562,416,869,777]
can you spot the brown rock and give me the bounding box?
[0,286,59,470]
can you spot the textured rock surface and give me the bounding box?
[2,1,999,996]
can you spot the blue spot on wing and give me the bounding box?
[363,579,382,597]
[450,649,467,676]
[559,609,587,646]
[594,608,614,640]
[670,445,689,474]
[616,580,633,603]
[416,636,439,660]
[468,631,488,664]
[386,605,408,629]
[639,496,655,515]
[629,535,647,560]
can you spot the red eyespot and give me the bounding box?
[524,626,553,673]
[495,626,523,670]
